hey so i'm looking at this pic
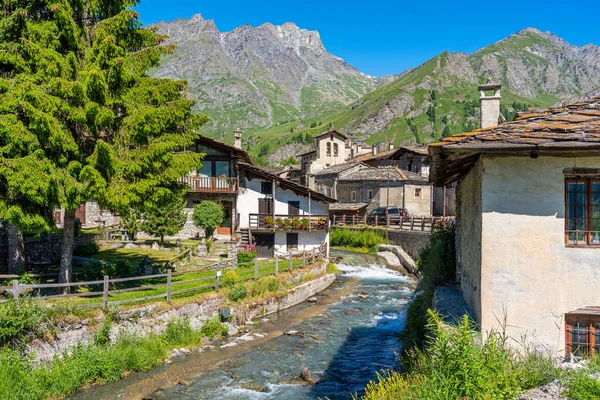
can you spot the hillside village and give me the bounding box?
[2,2,600,399]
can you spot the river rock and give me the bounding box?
[124,243,139,249]
[151,241,159,250]
[285,330,299,336]
[307,296,318,303]
[219,307,232,322]
[300,367,319,384]
[225,322,239,336]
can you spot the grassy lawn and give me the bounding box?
[42,256,314,309]
[93,247,177,264]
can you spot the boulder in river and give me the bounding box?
[300,367,319,384]
[307,297,318,303]
[219,307,232,322]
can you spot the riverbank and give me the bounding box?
[73,251,416,400]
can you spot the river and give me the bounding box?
[72,251,415,400]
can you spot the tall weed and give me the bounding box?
[330,227,388,249]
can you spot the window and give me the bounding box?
[566,312,600,356]
[415,188,422,198]
[351,191,356,201]
[261,181,273,195]
[565,177,600,246]
[367,190,373,200]
[327,188,332,197]
[326,142,331,156]
[333,143,339,157]
[287,233,299,251]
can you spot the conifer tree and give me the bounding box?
[141,195,186,243]
[0,0,207,286]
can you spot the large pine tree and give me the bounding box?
[0,0,207,285]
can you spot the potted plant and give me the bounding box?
[301,217,310,230]
[293,217,302,230]
[283,218,292,230]
[264,215,274,228]
[275,217,284,229]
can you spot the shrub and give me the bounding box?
[0,300,50,348]
[564,370,600,400]
[330,227,388,249]
[101,260,138,279]
[74,237,99,256]
[199,317,227,339]
[192,201,224,239]
[250,276,279,297]
[141,196,187,243]
[227,285,248,302]
[417,225,456,284]
[237,243,257,263]
[162,318,202,346]
[93,315,112,347]
[326,262,338,274]
[222,270,239,287]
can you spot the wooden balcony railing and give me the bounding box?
[249,214,329,231]
[331,214,455,232]
[180,177,238,193]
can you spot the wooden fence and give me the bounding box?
[331,214,455,232]
[0,242,328,310]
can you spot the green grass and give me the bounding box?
[0,317,226,400]
[330,227,388,249]
[93,247,180,264]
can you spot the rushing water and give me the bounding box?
[74,254,415,400]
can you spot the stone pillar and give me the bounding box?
[224,241,237,260]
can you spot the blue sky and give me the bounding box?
[136,0,600,77]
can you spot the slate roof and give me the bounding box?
[345,148,396,163]
[428,97,600,185]
[314,130,348,140]
[312,162,364,176]
[329,202,370,211]
[340,167,428,183]
[430,97,600,150]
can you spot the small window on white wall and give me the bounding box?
[333,143,339,157]
[367,190,373,200]
[351,191,356,201]
[326,142,331,156]
[414,188,422,198]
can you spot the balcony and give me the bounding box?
[249,214,329,231]
[180,176,238,193]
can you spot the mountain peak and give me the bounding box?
[515,27,543,36]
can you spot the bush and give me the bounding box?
[363,311,558,400]
[162,318,202,346]
[0,300,50,348]
[250,276,279,297]
[101,260,138,279]
[326,262,338,274]
[237,243,257,263]
[330,227,388,249]
[564,371,600,400]
[417,225,456,284]
[222,270,239,288]
[227,285,248,302]
[73,237,99,256]
[192,201,224,239]
[199,317,227,339]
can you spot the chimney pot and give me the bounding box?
[388,142,394,151]
[478,83,502,128]
[371,145,377,156]
[234,129,243,149]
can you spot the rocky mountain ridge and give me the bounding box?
[150,14,377,141]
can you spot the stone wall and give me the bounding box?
[387,229,430,259]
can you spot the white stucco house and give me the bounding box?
[429,95,600,356]
[237,162,335,257]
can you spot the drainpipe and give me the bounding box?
[272,179,276,233]
[308,192,312,233]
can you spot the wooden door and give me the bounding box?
[75,203,86,225]
[217,202,232,235]
[254,233,274,258]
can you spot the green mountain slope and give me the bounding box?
[245,28,600,163]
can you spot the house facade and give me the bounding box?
[299,130,350,186]
[237,163,334,257]
[429,93,600,356]
[337,167,432,216]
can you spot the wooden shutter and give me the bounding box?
[288,201,300,216]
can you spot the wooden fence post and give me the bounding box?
[375,215,378,227]
[303,250,306,267]
[254,258,258,280]
[103,275,109,311]
[11,279,19,300]
[289,254,293,273]
[215,267,220,293]
[410,216,415,230]
[312,247,316,263]
[275,255,279,276]
[166,268,172,303]
[352,214,355,225]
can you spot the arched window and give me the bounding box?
[326,142,331,156]
[333,143,339,157]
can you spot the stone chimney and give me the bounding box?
[388,142,394,151]
[233,129,243,149]
[478,82,502,128]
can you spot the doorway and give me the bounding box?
[254,233,275,258]
[216,202,232,235]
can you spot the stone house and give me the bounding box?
[236,163,335,257]
[429,93,600,356]
[313,162,366,198]
[299,130,350,186]
[336,166,432,216]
